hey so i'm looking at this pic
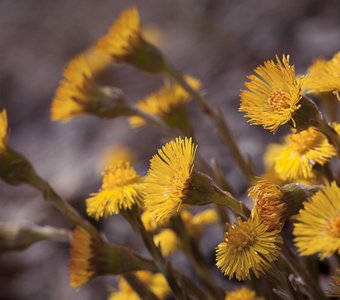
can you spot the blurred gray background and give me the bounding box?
[0,0,339,299]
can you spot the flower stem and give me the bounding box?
[123,273,159,300]
[164,63,254,182]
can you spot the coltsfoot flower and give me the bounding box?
[144,137,197,223]
[265,126,339,180]
[95,7,165,73]
[153,229,180,257]
[129,76,201,128]
[293,181,340,259]
[240,55,303,132]
[249,180,285,231]
[225,286,264,300]
[181,209,219,237]
[86,160,143,220]
[305,51,340,100]
[0,110,8,152]
[108,271,170,300]
[216,211,282,281]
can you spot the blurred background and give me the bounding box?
[0,0,339,299]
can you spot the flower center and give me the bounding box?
[267,90,290,111]
[327,215,340,238]
[226,220,255,251]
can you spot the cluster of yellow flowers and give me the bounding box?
[1,5,340,300]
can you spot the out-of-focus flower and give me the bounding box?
[225,286,264,300]
[153,229,180,257]
[141,210,158,232]
[98,146,135,172]
[293,181,340,259]
[240,55,303,132]
[216,210,282,281]
[86,160,143,220]
[129,76,201,129]
[0,110,8,152]
[304,51,340,100]
[108,271,170,300]
[249,180,285,231]
[144,137,197,224]
[51,50,130,122]
[69,227,157,287]
[181,209,219,237]
[265,126,338,180]
[95,7,165,73]
[328,268,340,297]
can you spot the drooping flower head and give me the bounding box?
[129,76,201,128]
[216,210,282,281]
[144,137,197,224]
[51,50,116,122]
[240,55,303,132]
[225,286,264,300]
[265,126,338,180]
[304,51,340,100]
[293,181,340,259]
[108,271,170,300]
[86,160,143,220]
[249,180,285,231]
[0,110,8,152]
[95,7,165,73]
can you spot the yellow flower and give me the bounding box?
[69,227,95,287]
[239,55,303,132]
[98,146,135,172]
[51,50,112,122]
[86,160,143,220]
[95,7,165,73]
[109,271,170,300]
[181,209,219,236]
[153,229,180,257]
[225,286,264,300]
[216,211,282,281]
[293,181,340,259]
[129,76,201,128]
[328,268,340,297]
[0,110,8,152]
[96,7,141,61]
[249,180,285,231]
[265,126,337,180]
[143,137,197,224]
[305,51,340,100]
[141,210,158,232]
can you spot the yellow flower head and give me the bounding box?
[98,146,135,172]
[293,181,340,259]
[328,268,340,297]
[86,160,143,220]
[216,211,282,281]
[129,76,201,128]
[51,50,112,122]
[153,229,180,257]
[181,209,219,236]
[240,55,303,132]
[141,210,158,232]
[225,286,264,300]
[109,271,170,300]
[249,180,285,231]
[305,51,340,100]
[69,227,95,287]
[0,110,8,152]
[96,7,141,62]
[265,126,337,180]
[143,137,197,224]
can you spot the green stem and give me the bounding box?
[164,64,254,182]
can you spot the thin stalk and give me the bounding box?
[28,173,102,240]
[164,64,254,182]
[123,209,188,300]
[171,216,225,300]
[281,246,326,300]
